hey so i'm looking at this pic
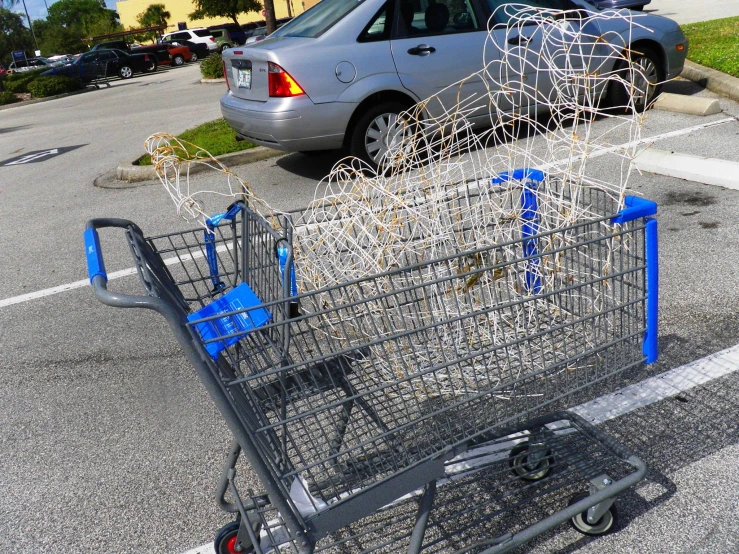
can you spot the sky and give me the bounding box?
[9,0,120,23]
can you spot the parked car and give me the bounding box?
[245,27,268,44]
[221,0,687,169]
[589,0,650,10]
[47,54,75,65]
[163,43,193,66]
[42,49,156,81]
[0,64,6,78]
[92,40,168,69]
[8,57,53,73]
[209,28,235,52]
[160,28,218,52]
[209,23,247,45]
[160,38,208,61]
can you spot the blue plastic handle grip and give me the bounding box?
[83,228,108,283]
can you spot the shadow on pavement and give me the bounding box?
[275,151,346,180]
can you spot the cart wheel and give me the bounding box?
[509,443,552,481]
[568,493,618,535]
[214,517,260,554]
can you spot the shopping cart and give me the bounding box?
[84,170,657,553]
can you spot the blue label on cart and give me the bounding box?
[187,282,271,359]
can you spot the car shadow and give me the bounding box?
[275,151,348,180]
[661,79,706,96]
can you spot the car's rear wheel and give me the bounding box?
[143,60,157,73]
[606,46,663,112]
[349,101,414,172]
[119,65,133,79]
[190,52,199,62]
[220,44,233,53]
[172,54,185,66]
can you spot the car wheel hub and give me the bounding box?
[630,56,657,104]
[365,113,409,165]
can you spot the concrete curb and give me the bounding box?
[115,146,284,183]
[200,78,225,83]
[681,60,739,104]
[0,86,92,111]
[653,92,722,116]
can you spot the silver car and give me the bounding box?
[220,0,687,169]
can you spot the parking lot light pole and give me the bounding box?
[20,0,40,53]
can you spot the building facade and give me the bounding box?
[115,0,315,35]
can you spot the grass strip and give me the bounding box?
[682,16,739,78]
[135,118,255,166]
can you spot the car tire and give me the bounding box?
[349,101,414,172]
[172,54,185,66]
[190,52,198,62]
[143,60,157,73]
[119,65,134,79]
[220,44,233,53]
[606,46,663,112]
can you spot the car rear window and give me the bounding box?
[272,0,364,38]
[193,29,212,37]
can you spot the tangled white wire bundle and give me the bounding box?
[148,6,659,398]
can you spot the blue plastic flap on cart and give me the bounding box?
[187,282,271,359]
[611,196,657,224]
[206,203,243,228]
[491,168,545,185]
[83,228,107,283]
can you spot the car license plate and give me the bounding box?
[237,68,251,89]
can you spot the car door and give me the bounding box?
[97,50,119,77]
[390,0,492,123]
[485,0,604,112]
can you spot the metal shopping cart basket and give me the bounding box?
[84,169,658,554]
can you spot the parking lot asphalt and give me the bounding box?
[2,17,739,554]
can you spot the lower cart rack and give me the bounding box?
[219,411,644,554]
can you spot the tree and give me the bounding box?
[190,0,262,27]
[136,3,170,43]
[46,0,120,38]
[0,6,33,62]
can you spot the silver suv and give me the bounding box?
[221,0,687,169]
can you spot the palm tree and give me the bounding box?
[136,4,170,43]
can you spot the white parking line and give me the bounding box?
[0,244,227,309]
[178,342,739,554]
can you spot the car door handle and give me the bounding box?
[507,35,530,45]
[407,44,436,56]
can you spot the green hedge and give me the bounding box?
[27,75,81,98]
[3,69,45,94]
[200,53,223,79]
[0,91,20,105]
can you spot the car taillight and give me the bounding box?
[143,54,149,61]
[222,60,230,91]
[210,37,215,42]
[268,62,304,97]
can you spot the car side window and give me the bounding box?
[98,51,115,61]
[486,0,574,25]
[396,0,480,38]
[359,2,394,42]
[81,53,98,63]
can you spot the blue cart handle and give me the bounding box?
[83,219,168,313]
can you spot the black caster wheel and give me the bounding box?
[214,518,259,554]
[568,492,618,535]
[509,442,552,481]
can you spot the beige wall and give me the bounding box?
[115,0,307,35]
